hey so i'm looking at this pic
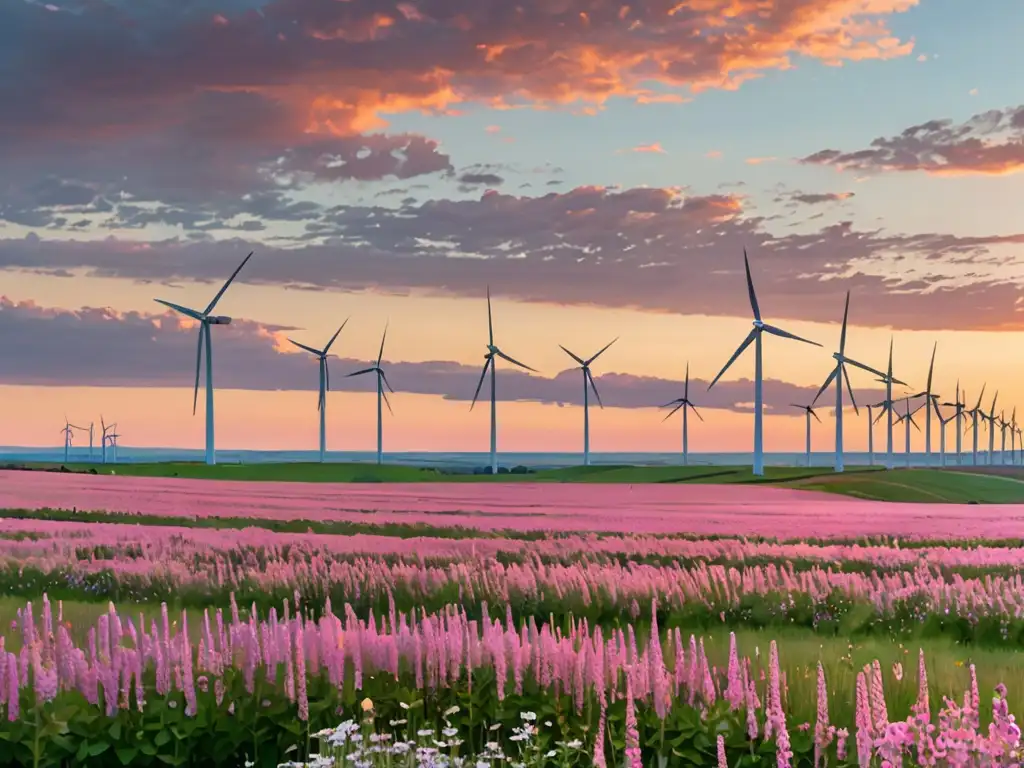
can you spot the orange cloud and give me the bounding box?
[627,143,667,154]
[706,150,723,159]
[745,156,778,165]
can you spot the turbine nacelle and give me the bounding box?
[207,315,232,325]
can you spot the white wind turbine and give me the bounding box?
[288,320,349,463]
[869,338,908,470]
[88,422,95,460]
[909,343,941,466]
[810,292,887,473]
[108,427,121,462]
[895,396,923,467]
[866,405,875,466]
[967,384,987,465]
[60,418,80,464]
[941,382,966,466]
[154,251,253,466]
[708,250,821,476]
[560,338,617,466]
[985,390,999,464]
[100,417,115,464]
[347,324,395,465]
[790,402,821,467]
[661,363,703,465]
[470,287,536,474]
[937,407,956,466]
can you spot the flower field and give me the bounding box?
[0,477,1023,766]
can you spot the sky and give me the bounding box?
[2,0,1024,454]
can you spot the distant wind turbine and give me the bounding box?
[967,384,987,466]
[100,417,115,464]
[154,251,253,466]
[985,390,999,464]
[811,292,886,473]
[88,422,95,460]
[998,409,1010,465]
[790,402,821,467]
[895,396,923,467]
[869,338,907,470]
[108,428,120,462]
[941,382,966,466]
[60,418,78,464]
[560,338,617,466]
[347,324,395,465]
[908,343,940,466]
[866,405,875,466]
[937,407,956,467]
[708,250,821,476]
[470,287,536,474]
[661,363,703,465]
[288,320,349,463]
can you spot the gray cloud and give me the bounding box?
[0,298,885,414]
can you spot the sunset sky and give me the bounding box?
[2,0,1023,455]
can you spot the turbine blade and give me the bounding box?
[684,362,690,400]
[708,328,757,390]
[192,328,204,416]
[347,368,376,377]
[586,368,604,408]
[812,366,839,406]
[470,358,491,411]
[842,363,858,415]
[204,251,253,315]
[789,403,805,410]
[839,291,850,355]
[154,299,204,321]
[662,402,685,421]
[375,322,388,366]
[762,323,821,347]
[585,337,618,366]
[910,414,921,432]
[975,383,986,411]
[932,400,944,422]
[380,370,396,394]
[495,350,536,372]
[811,408,822,424]
[288,338,322,356]
[688,403,704,422]
[381,384,394,416]
[926,341,937,391]
[325,359,331,393]
[559,345,585,366]
[743,249,761,322]
[843,358,887,380]
[486,286,494,346]
[324,318,350,355]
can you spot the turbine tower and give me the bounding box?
[708,250,820,476]
[154,252,254,465]
[869,338,907,470]
[88,422,95,460]
[470,287,536,474]
[941,382,966,466]
[866,405,875,466]
[661,362,703,465]
[108,428,121,462]
[560,338,617,466]
[790,402,821,467]
[60,419,75,464]
[811,292,886,473]
[967,384,986,466]
[999,409,1010,465]
[347,324,395,465]
[937,408,956,467]
[288,320,349,463]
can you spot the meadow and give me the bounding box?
[1,467,1023,766]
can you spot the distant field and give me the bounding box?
[8,461,1024,503]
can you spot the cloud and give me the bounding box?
[789,191,855,205]
[457,172,505,187]
[802,105,1024,176]
[626,143,667,154]
[5,182,1024,330]
[745,157,777,165]
[0,298,883,414]
[706,150,723,159]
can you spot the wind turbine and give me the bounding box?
[100,417,115,464]
[868,338,907,470]
[347,324,395,465]
[154,251,253,466]
[941,382,966,466]
[88,422,95,460]
[790,403,821,467]
[810,292,886,473]
[60,419,75,464]
[909,343,940,466]
[288,320,349,463]
[937,407,956,467]
[967,384,987,466]
[470,287,536,474]
[108,428,120,462]
[560,338,617,466]
[661,362,703,465]
[985,390,999,464]
[998,409,1010,465]
[708,250,821,476]
[1010,408,1019,465]
[895,397,923,467]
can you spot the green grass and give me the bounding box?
[787,468,1024,503]
[14,461,1024,502]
